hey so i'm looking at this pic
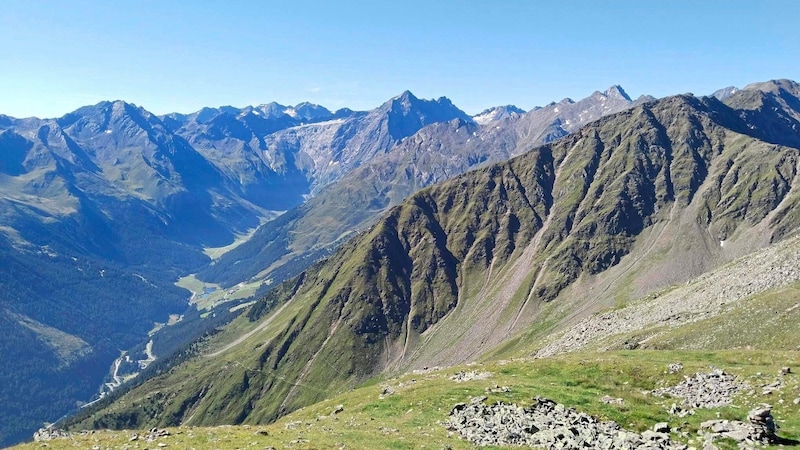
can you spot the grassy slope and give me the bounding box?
[15,350,800,449]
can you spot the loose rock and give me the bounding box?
[33,428,70,442]
[653,422,670,433]
[653,369,744,409]
[668,363,683,374]
[449,370,492,382]
[600,395,625,405]
[446,396,686,449]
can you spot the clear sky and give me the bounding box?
[1,0,798,118]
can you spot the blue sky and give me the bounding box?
[1,1,797,118]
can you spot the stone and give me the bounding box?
[722,428,749,442]
[642,430,670,441]
[654,422,670,433]
[669,403,694,417]
[379,386,395,398]
[600,395,624,405]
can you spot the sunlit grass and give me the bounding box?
[16,350,800,449]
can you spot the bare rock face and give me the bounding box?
[446,396,687,449]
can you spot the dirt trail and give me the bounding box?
[205,301,293,358]
[279,316,343,412]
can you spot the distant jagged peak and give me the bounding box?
[393,89,419,103]
[287,102,333,121]
[332,107,359,118]
[250,102,289,118]
[56,99,158,131]
[75,99,137,114]
[587,85,632,103]
[473,105,525,125]
[382,90,422,114]
[379,90,471,140]
[434,95,458,108]
[381,90,469,120]
[743,79,800,96]
[192,105,240,123]
[232,101,333,122]
[385,90,459,109]
[605,85,632,101]
[475,105,525,116]
[711,86,739,101]
[635,94,657,104]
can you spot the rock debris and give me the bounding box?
[446,396,687,449]
[653,369,745,410]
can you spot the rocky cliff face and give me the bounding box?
[70,80,800,433]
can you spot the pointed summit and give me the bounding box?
[395,90,418,102]
[605,85,632,101]
[378,91,470,139]
[389,90,420,110]
[711,86,739,101]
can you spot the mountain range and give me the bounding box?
[3,79,800,447]
[0,83,641,445]
[40,79,800,444]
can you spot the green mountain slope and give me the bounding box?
[21,238,800,449]
[65,80,800,435]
